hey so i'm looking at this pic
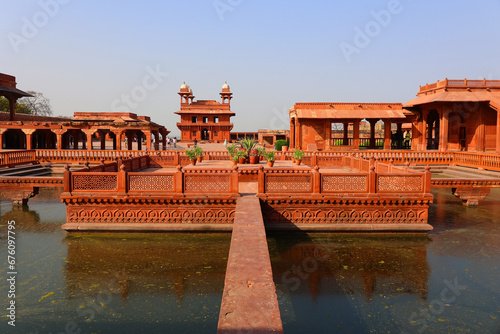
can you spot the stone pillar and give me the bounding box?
[137,132,143,151]
[100,131,106,150]
[369,120,376,149]
[56,134,63,149]
[22,129,36,150]
[496,110,500,154]
[295,121,301,150]
[411,120,419,150]
[396,123,402,149]
[112,130,123,150]
[290,119,295,148]
[83,130,95,151]
[0,129,5,149]
[154,131,160,150]
[353,120,360,149]
[161,131,167,150]
[420,110,428,150]
[383,120,391,150]
[478,105,485,152]
[439,108,449,151]
[343,122,349,146]
[126,131,133,150]
[7,95,15,121]
[72,131,78,150]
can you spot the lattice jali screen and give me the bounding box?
[266,175,311,192]
[322,175,367,192]
[72,174,117,191]
[184,175,231,192]
[129,175,174,191]
[377,175,422,192]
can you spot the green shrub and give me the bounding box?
[275,140,289,151]
[264,151,276,162]
[186,149,196,160]
[292,149,304,160]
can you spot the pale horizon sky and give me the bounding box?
[1,0,499,137]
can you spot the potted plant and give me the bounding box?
[235,150,247,164]
[238,137,258,161]
[293,149,304,165]
[231,154,239,167]
[226,144,237,159]
[249,148,259,164]
[275,139,289,152]
[194,146,204,162]
[264,151,276,167]
[186,149,197,165]
[257,147,266,162]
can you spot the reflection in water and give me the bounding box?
[270,234,429,301]
[63,235,229,302]
[268,188,500,333]
[0,188,231,334]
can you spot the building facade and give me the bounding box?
[404,78,500,152]
[0,111,169,150]
[175,83,235,142]
[289,102,415,150]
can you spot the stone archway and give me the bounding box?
[201,128,210,141]
[32,129,57,149]
[427,110,440,150]
[3,129,26,149]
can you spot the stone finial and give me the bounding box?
[100,158,105,165]
[64,164,70,171]
[84,160,90,168]
[176,165,182,171]
[120,164,126,171]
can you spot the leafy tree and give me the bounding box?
[0,97,32,114]
[18,91,53,116]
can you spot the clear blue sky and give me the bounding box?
[1,0,499,136]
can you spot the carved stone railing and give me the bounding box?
[34,149,500,172]
[258,158,431,196]
[64,166,238,195]
[0,150,37,167]
[36,149,144,163]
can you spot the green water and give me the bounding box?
[0,188,230,333]
[267,188,500,333]
[2,187,500,333]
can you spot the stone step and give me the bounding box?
[0,164,51,177]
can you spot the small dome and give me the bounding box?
[180,82,188,89]
[222,82,230,89]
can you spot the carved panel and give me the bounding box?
[261,201,429,225]
[266,175,311,192]
[72,174,117,191]
[322,175,367,192]
[66,204,235,224]
[184,175,230,192]
[377,175,422,192]
[129,175,174,191]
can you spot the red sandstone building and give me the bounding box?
[0,73,32,121]
[290,79,500,152]
[289,102,415,150]
[175,83,234,142]
[0,111,169,151]
[0,73,169,151]
[404,78,500,152]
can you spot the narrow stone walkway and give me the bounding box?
[217,195,283,333]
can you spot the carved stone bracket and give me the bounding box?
[453,187,491,207]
